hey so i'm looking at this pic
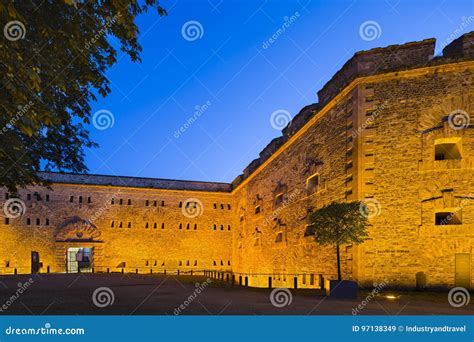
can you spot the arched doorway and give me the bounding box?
[54,217,103,273]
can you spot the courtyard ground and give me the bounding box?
[0,274,472,315]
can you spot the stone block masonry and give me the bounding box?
[1,32,474,290]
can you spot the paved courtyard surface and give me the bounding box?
[0,274,472,315]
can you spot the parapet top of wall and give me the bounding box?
[317,38,436,105]
[442,31,474,59]
[38,172,232,193]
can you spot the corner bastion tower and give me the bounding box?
[1,32,473,290]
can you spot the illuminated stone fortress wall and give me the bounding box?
[1,32,473,289]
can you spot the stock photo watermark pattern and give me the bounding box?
[0,279,34,313]
[174,100,212,139]
[3,20,26,41]
[359,198,381,219]
[270,109,292,130]
[3,198,26,219]
[181,20,204,42]
[173,278,212,315]
[447,287,470,308]
[269,288,293,308]
[92,110,115,130]
[182,198,204,218]
[359,20,382,41]
[92,287,115,308]
[447,109,470,130]
[262,12,300,49]
[0,3,474,341]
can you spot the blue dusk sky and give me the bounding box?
[85,0,474,183]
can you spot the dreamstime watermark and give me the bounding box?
[437,192,474,226]
[88,191,122,224]
[439,16,474,51]
[352,279,389,315]
[448,287,470,308]
[262,12,300,49]
[85,13,122,49]
[181,198,203,218]
[92,287,115,308]
[359,198,381,219]
[447,109,470,130]
[5,323,85,336]
[270,109,292,130]
[0,101,34,136]
[3,198,26,219]
[263,189,302,226]
[174,100,212,138]
[181,20,204,41]
[92,109,114,130]
[3,21,26,41]
[173,278,212,315]
[0,278,34,313]
[270,288,292,308]
[359,20,382,41]
[351,100,388,138]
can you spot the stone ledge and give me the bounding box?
[38,171,232,192]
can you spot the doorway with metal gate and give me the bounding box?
[67,247,93,273]
[455,253,471,289]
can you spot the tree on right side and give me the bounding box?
[307,201,369,281]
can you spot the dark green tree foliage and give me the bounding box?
[308,201,369,281]
[0,1,166,193]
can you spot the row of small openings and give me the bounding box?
[213,260,231,266]
[4,217,50,226]
[212,224,231,231]
[145,200,165,207]
[145,222,166,229]
[26,218,50,226]
[179,223,198,230]
[213,203,232,210]
[145,260,164,266]
[178,201,199,208]
[178,260,198,266]
[70,196,91,203]
[110,221,132,228]
[4,193,50,201]
[111,198,132,205]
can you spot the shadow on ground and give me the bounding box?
[0,274,472,315]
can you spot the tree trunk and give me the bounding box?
[336,243,341,281]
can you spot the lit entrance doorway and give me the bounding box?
[67,248,93,273]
